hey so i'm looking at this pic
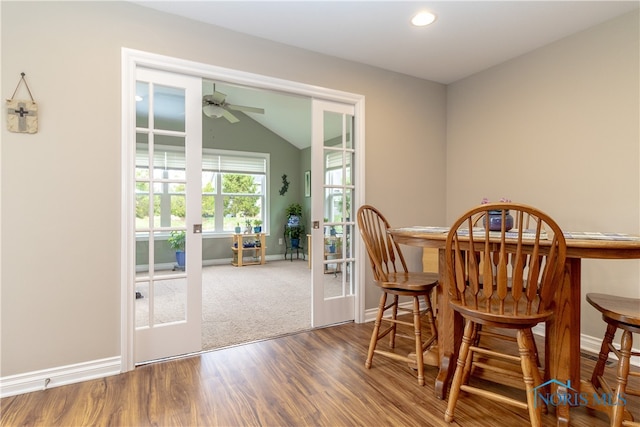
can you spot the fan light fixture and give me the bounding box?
[203,104,225,118]
[411,11,436,27]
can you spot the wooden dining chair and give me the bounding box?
[357,205,439,386]
[443,203,567,427]
[586,293,640,427]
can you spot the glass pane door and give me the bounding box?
[311,100,356,327]
[133,67,202,363]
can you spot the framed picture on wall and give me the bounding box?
[304,170,311,197]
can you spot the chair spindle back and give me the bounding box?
[446,203,567,318]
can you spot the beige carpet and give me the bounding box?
[136,260,329,351]
[201,260,313,350]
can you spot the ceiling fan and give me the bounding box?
[202,85,264,123]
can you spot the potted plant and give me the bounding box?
[286,222,305,248]
[285,203,305,248]
[285,203,303,218]
[253,219,263,233]
[167,230,186,269]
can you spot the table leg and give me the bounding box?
[434,248,463,399]
[545,258,581,426]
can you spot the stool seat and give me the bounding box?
[587,293,640,329]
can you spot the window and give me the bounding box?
[136,145,269,235]
[202,150,268,234]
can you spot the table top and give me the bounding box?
[389,226,640,260]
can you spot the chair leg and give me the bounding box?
[366,292,387,369]
[460,323,479,386]
[611,330,633,427]
[444,320,475,423]
[412,295,425,386]
[592,323,617,390]
[473,324,483,347]
[517,329,542,427]
[389,295,399,348]
[524,328,541,368]
[423,293,438,343]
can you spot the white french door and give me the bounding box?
[133,67,203,363]
[311,100,357,327]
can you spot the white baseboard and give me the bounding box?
[0,356,121,398]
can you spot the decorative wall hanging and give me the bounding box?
[279,174,290,196]
[6,73,38,134]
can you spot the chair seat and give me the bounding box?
[377,271,439,291]
[587,293,640,328]
[450,297,553,328]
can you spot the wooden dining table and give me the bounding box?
[389,226,640,426]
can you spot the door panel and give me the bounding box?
[311,101,356,327]
[133,68,202,363]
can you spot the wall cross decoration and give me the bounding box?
[6,72,38,134]
[8,102,36,132]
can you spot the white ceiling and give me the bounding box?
[136,1,639,148]
[136,1,638,84]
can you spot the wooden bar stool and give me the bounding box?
[357,205,439,386]
[443,203,567,427]
[586,293,640,427]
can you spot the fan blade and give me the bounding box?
[222,108,239,123]
[227,104,265,114]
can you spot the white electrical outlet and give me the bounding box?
[278,238,283,245]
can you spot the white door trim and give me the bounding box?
[121,48,366,372]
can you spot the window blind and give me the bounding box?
[136,145,267,175]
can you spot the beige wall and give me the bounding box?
[446,11,640,338]
[1,1,446,376]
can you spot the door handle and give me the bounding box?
[193,224,202,234]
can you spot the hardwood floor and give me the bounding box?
[1,321,638,426]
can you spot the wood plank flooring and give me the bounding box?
[1,321,638,426]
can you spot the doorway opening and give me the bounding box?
[121,48,365,371]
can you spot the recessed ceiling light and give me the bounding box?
[411,11,436,27]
